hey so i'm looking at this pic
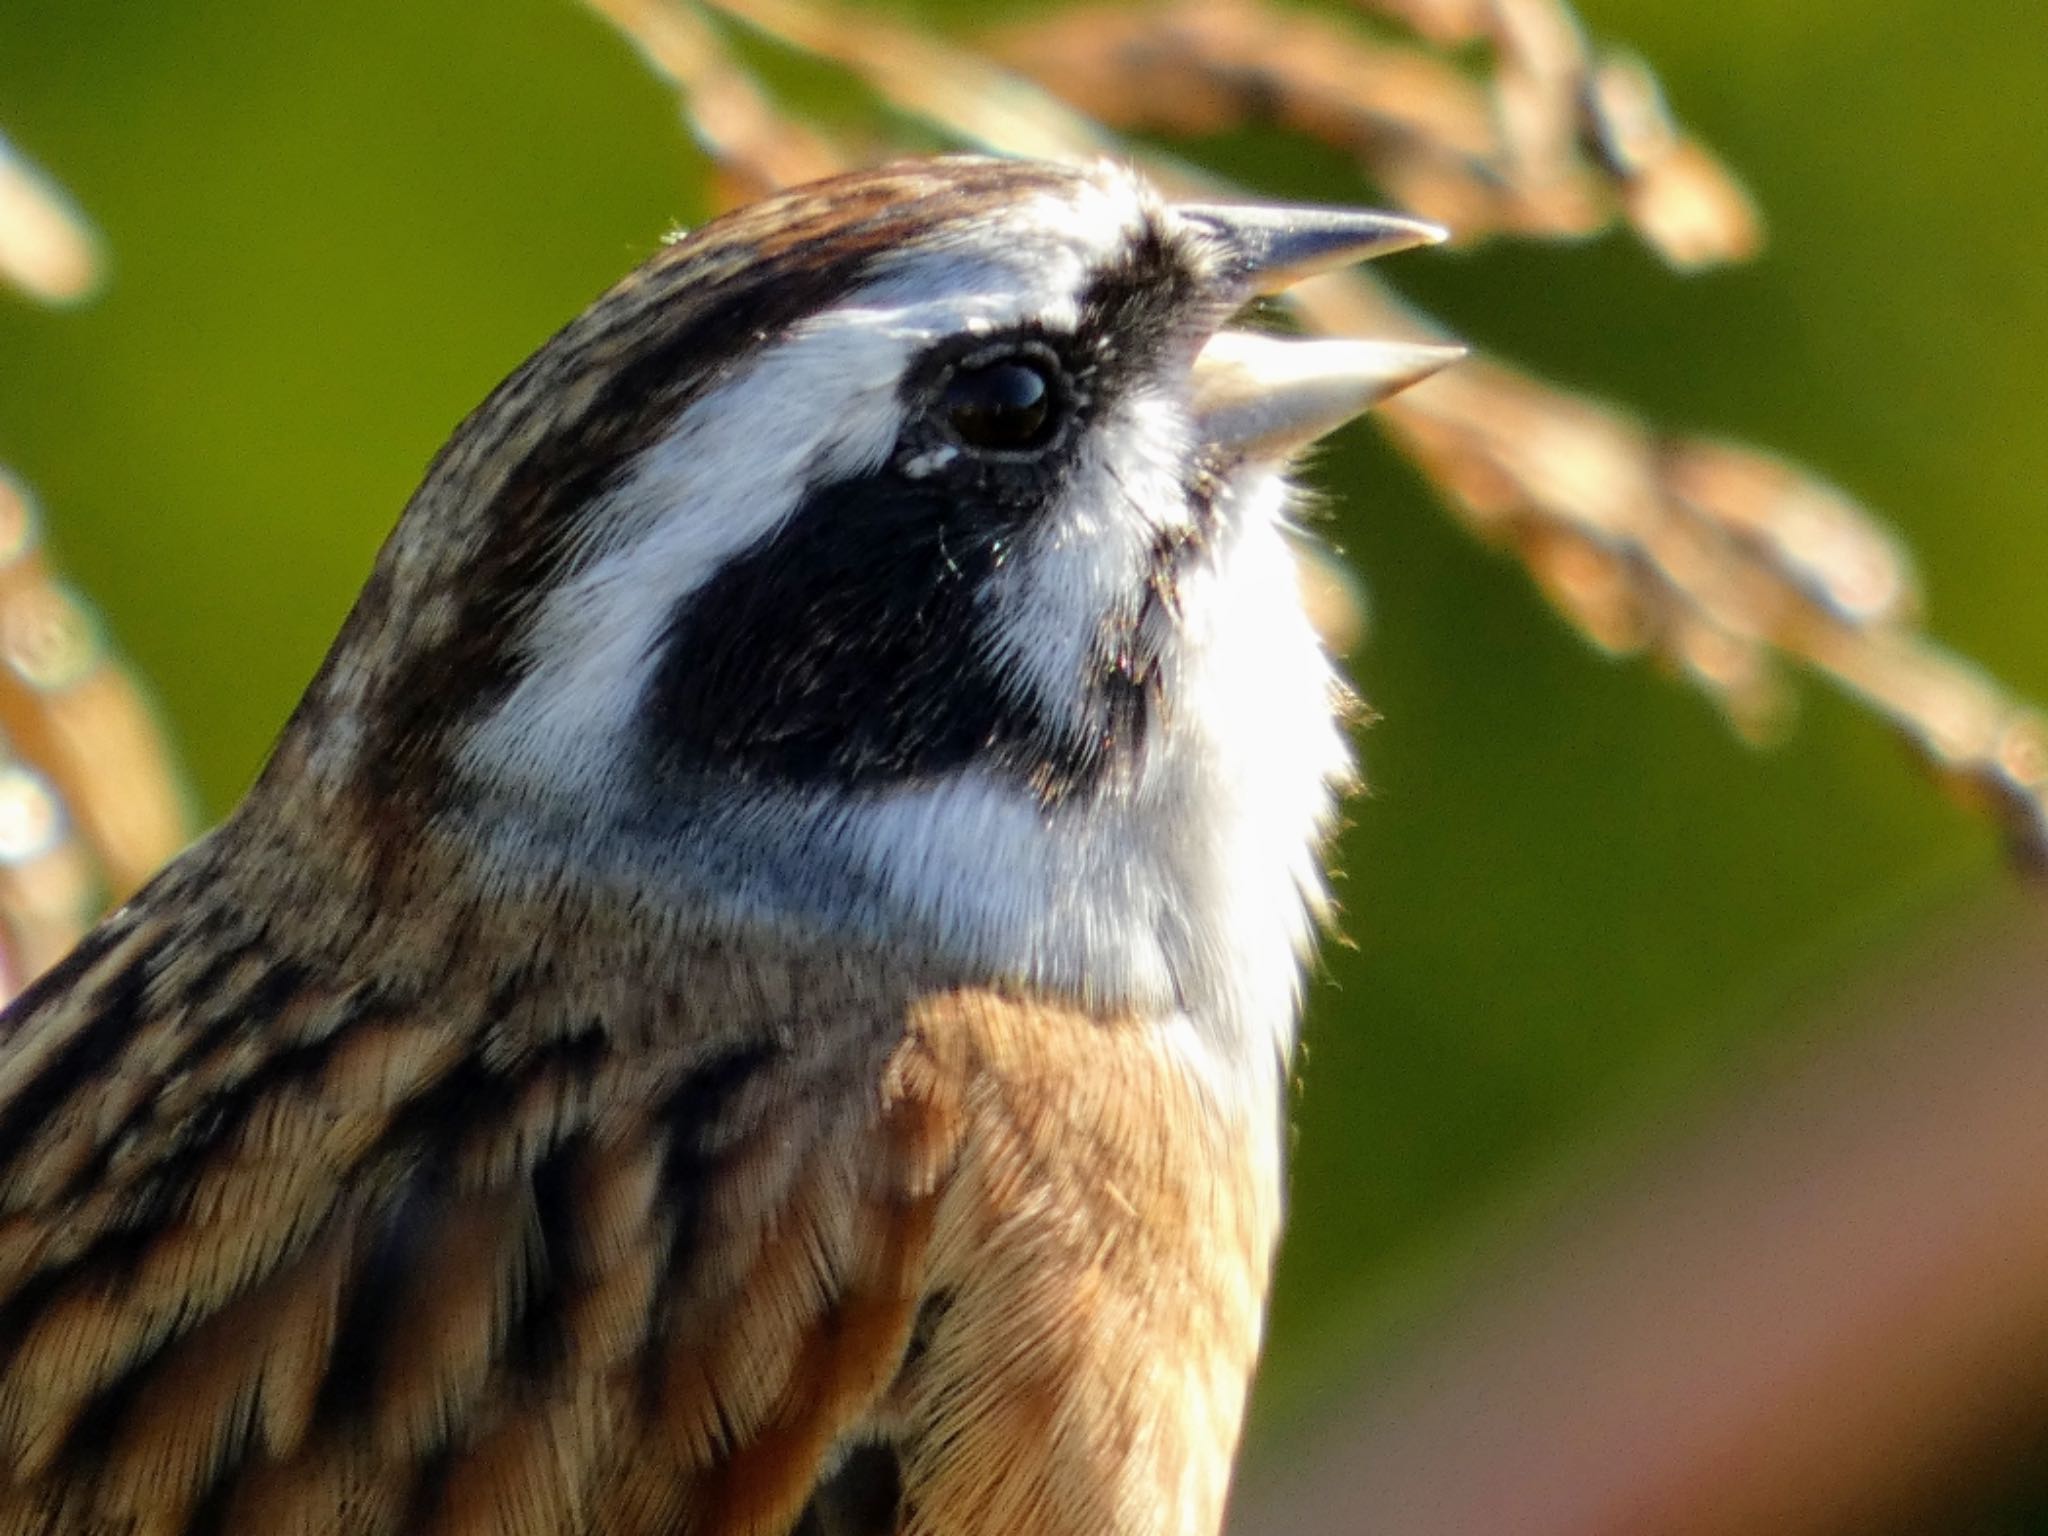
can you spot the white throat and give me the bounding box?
[826,467,1346,1056]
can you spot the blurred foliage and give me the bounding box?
[1,0,2044,1513]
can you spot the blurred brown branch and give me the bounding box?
[0,132,192,999]
[0,129,99,306]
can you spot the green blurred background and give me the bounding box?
[1,0,2045,1522]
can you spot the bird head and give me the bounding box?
[260,156,1451,1050]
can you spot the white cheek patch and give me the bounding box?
[820,468,1349,1085]
[979,389,1194,722]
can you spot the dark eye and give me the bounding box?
[943,356,1059,451]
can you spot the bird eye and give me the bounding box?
[942,355,1059,452]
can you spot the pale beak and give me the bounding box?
[1175,199,1462,460]
[1176,201,1447,295]
[1189,331,1466,461]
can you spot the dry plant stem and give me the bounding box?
[1344,0,1495,45]
[989,2,1536,239]
[585,0,844,198]
[0,478,191,894]
[0,149,192,1000]
[702,0,1132,165]
[1363,0,1763,268]
[992,0,1759,266]
[1300,274,2048,864]
[0,131,100,305]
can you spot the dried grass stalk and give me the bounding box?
[0,130,100,306]
[0,144,191,999]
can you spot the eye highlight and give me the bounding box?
[942,354,1060,452]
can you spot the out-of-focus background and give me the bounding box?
[1,1,2045,1530]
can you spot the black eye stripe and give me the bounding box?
[643,469,1117,799]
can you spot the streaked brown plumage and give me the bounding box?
[0,158,1447,1534]
[0,823,1274,1535]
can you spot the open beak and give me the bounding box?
[1175,200,1462,460]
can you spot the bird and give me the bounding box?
[0,155,1451,1536]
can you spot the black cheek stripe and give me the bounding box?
[641,463,1151,803]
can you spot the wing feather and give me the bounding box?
[0,865,1277,1536]
[0,876,971,1536]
